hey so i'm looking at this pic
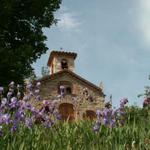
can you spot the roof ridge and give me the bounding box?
[36,70,105,97]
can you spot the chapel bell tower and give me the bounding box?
[47,51,77,74]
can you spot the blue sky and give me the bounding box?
[33,0,150,107]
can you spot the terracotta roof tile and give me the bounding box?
[47,51,77,66]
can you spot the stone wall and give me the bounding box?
[39,73,105,120]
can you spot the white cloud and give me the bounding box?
[138,0,150,46]
[58,13,80,29]
[57,12,81,30]
[54,5,82,30]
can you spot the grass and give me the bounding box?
[1,117,150,150]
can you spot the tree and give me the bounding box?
[0,0,61,86]
[41,66,50,77]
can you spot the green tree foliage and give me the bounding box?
[41,66,50,77]
[0,0,61,86]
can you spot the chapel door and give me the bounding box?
[59,103,75,121]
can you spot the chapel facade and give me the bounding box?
[37,50,105,121]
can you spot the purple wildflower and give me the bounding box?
[26,83,32,91]
[9,88,14,93]
[56,114,62,120]
[36,82,41,88]
[0,126,3,137]
[15,111,25,121]
[17,84,21,89]
[93,121,101,133]
[9,81,15,88]
[34,89,40,95]
[35,95,41,101]
[94,98,128,132]
[25,118,33,128]
[0,87,4,94]
[103,118,109,126]
[1,98,7,106]
[43,100,49,106]
[18,100,26,110]
[11,97,17,103]
[9,97,18,108]
[43,119,54,128]
[29,92,34,97]
[0,114,11,125]
[17,92,21,98]
[30,106,36,113]
[96,110,102,117]
[25,103,32,110]
[10,120,19,133]
[118,108,126,116]
[120,98,128,107]
[10,125,17,133]
[7,91,12,99]
[23,95,31,101]
[110,119,116,128]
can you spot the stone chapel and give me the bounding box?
[37,50,105,120]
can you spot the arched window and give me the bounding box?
[66,87,72,94]
[61,59,68,70]
[83,110,96,120]
[58,81,72,95]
